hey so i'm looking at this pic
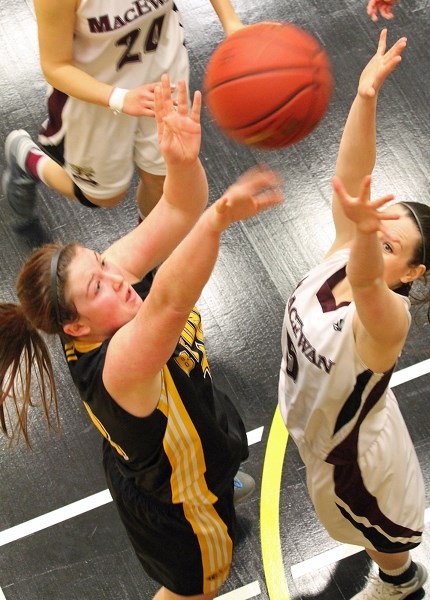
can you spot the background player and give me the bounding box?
[3,0,244,230]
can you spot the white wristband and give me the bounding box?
[108,87,128,115]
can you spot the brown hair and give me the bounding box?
[401,202,430,321]
[0,242,79,447]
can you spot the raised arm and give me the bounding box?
[332,176,409,372]
[104,166,283,416]
[209,0,244,35]
[105,76,208,279]
[328,30,407,255]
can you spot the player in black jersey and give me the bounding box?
[0,76,283,599]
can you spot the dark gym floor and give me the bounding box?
[0,0,429,599]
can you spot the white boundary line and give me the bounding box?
[390,358,430,388]
[0,489,113,547]
[217,581,261,599]
[2,358,429,596]
[0,427,265,599]
[291,507,430,579]
[0,426,264,548]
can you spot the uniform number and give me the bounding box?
[115,15,165,71]
[286,333,299,382]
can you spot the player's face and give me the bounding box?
[65,246,143,340]
[379,205,423,289]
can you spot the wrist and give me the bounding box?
[207,200,228,233]
[108,87,128,115]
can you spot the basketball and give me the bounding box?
[203,22,333,149]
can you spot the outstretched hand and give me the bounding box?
[210,166,284,232]
[367,0,398,22]
[154,75,202,165]
[358,29,407,98]
[332,175,399,237]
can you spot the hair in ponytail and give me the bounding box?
[0,303,58,447]
[0,243,79,446]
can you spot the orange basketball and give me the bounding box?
[203,22,333,149]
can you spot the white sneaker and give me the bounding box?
[350,562,427,599]
[233,470,255,505]
[3,129,39,224]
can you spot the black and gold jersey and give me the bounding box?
[64,278,248,505]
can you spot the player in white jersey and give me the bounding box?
[3,0,244,229]
[279,30,430,600]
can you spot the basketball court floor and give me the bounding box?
[1,0,429,598]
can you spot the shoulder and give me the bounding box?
[64,338,108,392]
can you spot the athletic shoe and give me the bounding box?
[3,129,38,224]
[350,562,427,599]
[233,471,255,506]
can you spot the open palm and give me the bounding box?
[332,175,399,235]
[358,29,407,98]
[155,76,202,165]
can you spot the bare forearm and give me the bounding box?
[347,229,384,288]
[152,207,221,314]
[209,0,242,33]
[336,95,377,194]
[41,63,113,106]
[163,159,208,216]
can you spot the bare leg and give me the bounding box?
[137,169,165,217]
[40,158,127,207]
[365,548,410,571]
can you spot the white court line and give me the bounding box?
[217,580,261,599]
[2,356,429,595]
[0,580,261,600]
[247,426,264,446]
[0,426,264,548]
[390,358,430,388]
[291,477,430,577]
[0,489,113,547]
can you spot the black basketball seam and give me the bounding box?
[225,83,313,132]
[213,39,323,68]
[205,65,323,93]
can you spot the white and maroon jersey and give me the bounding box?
[73,0,184,86]
[278,248,411,461]
[40,0,186,145]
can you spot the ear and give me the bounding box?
[63,320,91,338]
[401,264,426,283]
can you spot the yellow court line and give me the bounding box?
[260,406,290,600]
